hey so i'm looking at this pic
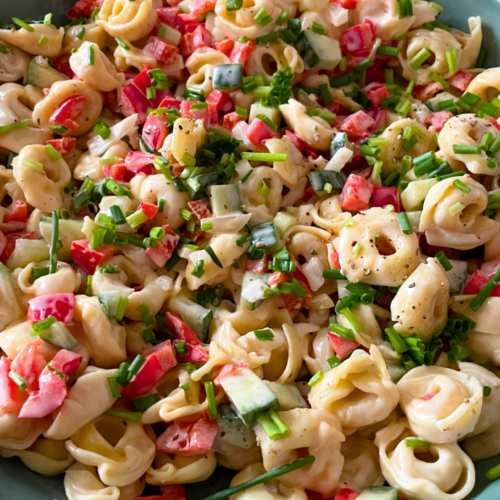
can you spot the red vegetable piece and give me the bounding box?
[138,201,159,220]
[301,186,316,203]
[328,332,360,361]
[27,293,76,324]
[341,23,374,54]
[157,7,180,27]
[121,354,166,400]
[372,186,400,212]
[481,256,500,278]
[46,137,76,156]
[146,37,180,64]
[329,251,341,270]
[121,83,152,124]
[0,357,25,413]
[166,312,201,345]
[0,230,6,256]
[222,111,245,131]
[103,163,128,181]
[430,111,453,132]
[189,0,216,14]
[143,340,178,372]
[206,90,235,113]
[180,100,218,128]
[339,110,375,139]
[160,484,187,500]
[48,94,86,131]
[245,257,269,273]
[488,117,500,132]
[0,231,38,265]
[180,32,195,56]
[159,95,182,110]
[70,240,116,275]
[66,0,102,20]
[213,364,237,388]
[50,350,82,378]
[187,200,211,223]
[285,130,307,153]
[336,0,357,8]
[11,339,45,393]
[230,41,256,65]
[277,267,313,312]
[177,13,199,33]
[246,118,277,148]
[175,342,209,363]
[215,37,235,56]
[51,54,75,79]
[334,488,360,500]
[156,417,219,456]
[145,225,180,267]
[143,113,168,150]
[192,25,213,50]
[412,82,443,102]
[341,174,374,212]
[449,70,474,91]
[361,82,389,107]
[125,151,156,173]
[462,270,494,296]
[4,201,28,223]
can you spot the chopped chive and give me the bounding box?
[307,108,336,125]
[488,157,500,169]
[483,385,492,397]
[256,113,277,131]
[107,377,121,398]
[429,72,450,88]
[385,326,409,354]
[470,267,500,311]
[88,44,95,65]
[105,408,142,422]
[257,408,290,440]
[91,7,100,20]
[327,355,341,369]
[44,144,62,162]
[31,266,50,279]
[241,152,287,162]
[201,220,213,231]
[235,106,247,118]
[254,329,274,341]
[115,38,130,50]
[312,22,325,35]
[8,371,27,390]
[110,205,126,225]
[340,307,362,332]
[275,11,289,25]
[99,156,119,166]
[48,124,69,135]
[12,18,34,31]
[308,370,324,387]
[240,170,252,183]
[453,179,471,193]
[435,250,453,271]
[396,0,413,17]
[132,393,161,411]
[0,119,28,135]
[226,0,243,10]
[456,92,481,111]
[323,269,346,280]
[397,212,413,234]
[329,322,355,341]
[405,438,431,448]
[44,13,52,24]
[257,179,271,198]
[481,132,493,151]
[191,259,205,278]
[49,210,60,274]
[446,48,458,73]
[0,44,9,54]
[205,245,223,268]
[437,170,466,181]
[352,242,362,257]
[253,8,272,27]
[453,145,481,155]
[394,33,406,41]
[448,202,464,216]
[205,381,218,420]
[376,45,399,57]
[486,463,500,482]
[429,1,443,11]
[76,27,85,40]
[38,35,48,47]
[409,48,431,70]
[126,209,148,228]
[353,58,374,73]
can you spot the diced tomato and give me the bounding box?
[361,82,389,107]
[49,350,82,378]
[121,354,166,400]
[159,95,182,110]
[52,54,74,79]
[46,137,76,156]
[488,117,500,132]
[48,94,86,132]
[222,112,245,131]
[449,70,474,91]
[206,90,234,113]
[27,293,75,325]
[66,0,102,20]
[192,25,212,50]
[412,82,443,102]
[175,342,209,363]
[121,84,152,124]
[0,357,26,413]
[230,41,256,65]
[0,231,38,265]
[213,364,237,388]
[180,100,218,128]
[215,37,235,56]
[341,174,374,212]
[157,7,180,27]
[301,186,316,203]
[245,257,269,273]
[143,113,168,150]
[177,13,199,33]
[166,312,201,345]
[421,391,437,401]
[0,231,6,256]
[4,201,28,223]
[103,163,128,181]
[341,23,374,54]
[125,151,156,172]
[267,271,289,288]
[335,0,356,8]
[160,485,187,500]
[70,240,116,275]
[145,225,180,267]
[277,267,313,312]
[328,332,360,361]
[246,118,277,148]
[180,33,195,56]
[481,256,500,278]
[285,130,307,153]
[339,110,375,139]
[189,0,216,14]
[187,200,211,223]
[156,417,219,456]
[334,488,359,500]
[372,186,400,212]
[138,202,159,220]
[11,339,45,393]
[330,251,341,270]
[146,37,180,65]
[462,270,500,296]
[143,340,178,372]
[430,111,453,132]
[18,368,67,419]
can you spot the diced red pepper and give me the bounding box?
[51,54,74,79]
[213,364,237,388]
[328,332,360,361]
[285,130,307,153]
[488,117,500,132]
[143,340,178,372]
[330,251,341,270]
[156,417,219,456]
[189,0,216,14]
[192,25,212,50]
[246,118,277,148]
[177,13,199,34]
[46,137,76,156]
[430,111,453,132]
[166,312,201,345]
[27,293,75,325]
[143,113,168,151]
[301,186,316,203]
[66,0,102,20]
[449,70,474,91]
[180,100,218,128]
[103,163,128,182]
[334,489,360,500]
[206,90,234,113]
[50,350,82,378]
[175,341,209,363]
[413,82,443,102]
[159,95,182,110]
[0,231,38,265]
[481,256,500,278]
[230,41,256,65]
[339,110,375,139]
[146,38,180,65]
[267,271,289,289]
[272,267,313,312]
[121,84,152,124]
[361,82,389,108]
[215,37,235,56]
[160,485,187,500]
[335,0,356,7]
[371,186,400,212]
[341,23,374,54]
[341,174,374,212]
[187,200,211,223]
[157,7,180,27]
[125,151,156,172]
[138,202,159,220]
[0,357,26,413]
[462,270,500,296]
[4,201,28,223]
[222,112,245,131]
[70,240,116,275]
[11,339,45,393]
[180,33,195,56]
[48,94,86,132]
[145,225,180,267]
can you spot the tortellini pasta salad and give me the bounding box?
[0,0,500,499]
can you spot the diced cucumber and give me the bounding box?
[39,322,79,351]
[26,56,68,89]
[249,103,281,127]
[401,178,438,211]
[357,487,398,500]
[425,91,458,112]
[406,211,422,231]
[157,23,182,46]
[273,211,298,240]
[213,64,243,91]
[39,219,86,262]
[251,222,279,252]
[387,361,409,383]
[189,172,219,201]
[296,31,342,70]
[446,259,468,295]
[330,132,349,157]
[241,271,270,310]
[217,416,256,449]
[308,170,347,192]
[209,184,242,216]
[98,291,124,320]
[6,239,50,271]
[0,263,24,331]
[264,381,308,410]
[168,295,212,342]
[220,367,279,427]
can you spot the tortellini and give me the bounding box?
[0,24,64,59]
[0,42,31,83]
[419,174,498,250]
[375,419,475,500]
[336,207,420,286]
[255,408,345,496]
[397,366,483,443]
[312,194,351,235]
[465,67,500,101]
[185,48,230,97]
[0,411,47,450]
[63,23,108,54]
[391,258,449,342]
[310,346,399,430]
